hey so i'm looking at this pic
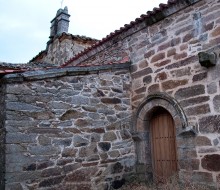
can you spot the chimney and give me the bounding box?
[50,6,70,38]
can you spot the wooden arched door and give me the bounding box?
[150,107,178,183]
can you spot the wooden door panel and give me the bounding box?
[150,108,178,182]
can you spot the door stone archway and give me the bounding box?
[133,93,190,182]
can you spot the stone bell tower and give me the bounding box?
[50,6,70,38]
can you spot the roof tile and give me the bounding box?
[63,0,185,66]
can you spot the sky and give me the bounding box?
[0,0,168,63]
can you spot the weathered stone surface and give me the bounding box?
[23,163,36,171]
[130,64,138,73]
[143,75,152,84]
[63,128,81,134]
[6,102,44,112]
[196,136,212,146]
[28,127,62,134]
[192,72,207,82]
[207,82,217,94]
[65,183,92,190]
[38,135,51,146]
[179,96,209,108]
[148,84,160,93]
[201,154,220,171]
[151,52,165,63]
[98,142,111,152]
[155,72,167,81]
[101,98,121,104]
[6,133,37,144]
[48,101,71,109]
[213,95,220,113]
[6,171,41,183]
[57,158,74,166]
[41,167,62,177]
[79,144,98,157]
[28,145,60,155]
[112,162,123,174]
[39,175,65,187]
[185,104,210,116]
[52,138,72,146]
[131,68,152,79]
[167,48,176,57]
[139,60,149,68]
[103,132,117,141]
[170,67,191,77]
[65,167,98,182]
[155,59,171,67]
[82,106,97,112]
[198,147,217,153]
[74,119,90,127]
[37,161,54,170]
[192,171,213,183]
[87,154,100,162]
[166,56,198,70]
[111,178,125,189]
[91,133,101,142]
[6,144,26,154]
[179,158,200,170]
[120,129,131,140]
[108,150,120,158]
[60,109,84,120]
[71,96,89,105]
[144,49,155,59]
[199,115,220,133]
[73,136,89,147]
[98,108,115,115]
[162,79,188,90]
[175,85,205,100]
[62,148,77,157]
[5,183,23,190]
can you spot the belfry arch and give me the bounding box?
[133,93,190,181]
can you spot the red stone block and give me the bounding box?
[155,72,167,81]
[162,79,188,90]
[157,41,171,51]
[183,32,194,43]
[144,49,155,59]
[201,154,220,171]
[151,52,165,63]
[139,60,149,69]
[155,59,171,67]
[211,26,220,37]
[174,52,187,60]
[167,48,176,57]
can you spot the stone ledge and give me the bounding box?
[1,62,131,83]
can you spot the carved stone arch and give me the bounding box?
[133,93,191,181]
[134,92,189,134]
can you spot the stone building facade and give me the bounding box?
[0,0,220,189]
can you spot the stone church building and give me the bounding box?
[0,0,220,189]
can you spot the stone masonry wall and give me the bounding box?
[4,68,135,190]
[129,0,220,187]
[65,0,220,187]
[35,35,97,65]
[0,83,5,190]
